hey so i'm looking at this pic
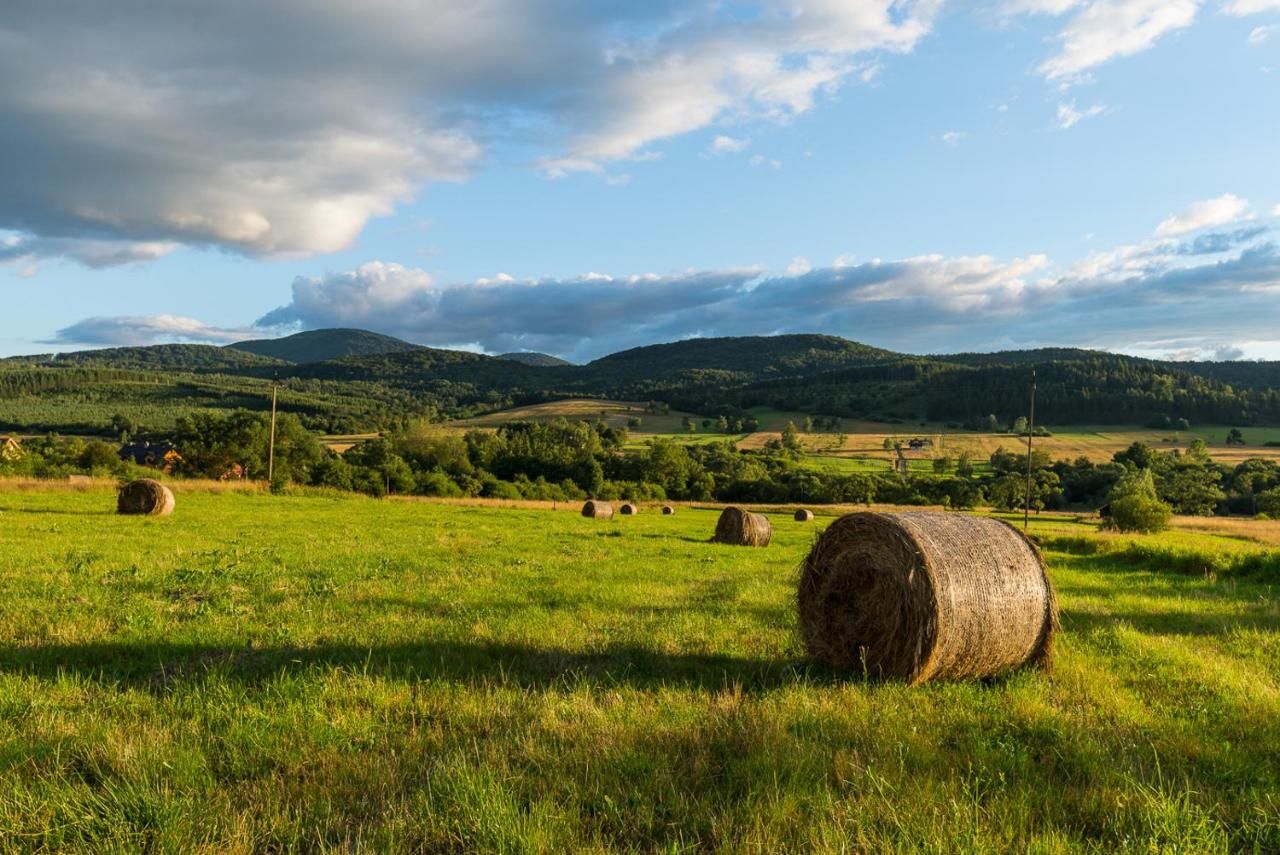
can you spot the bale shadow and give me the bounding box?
[0,639,845,694]
[0,505,116,516]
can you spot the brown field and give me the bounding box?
[450,398,702,433]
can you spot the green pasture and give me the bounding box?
[0,486,1277,852]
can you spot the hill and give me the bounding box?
[498,352,573,368]
[5,329,1280,435]
[228,328,421,364]
[5,343,286,373]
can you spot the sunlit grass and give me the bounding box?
[0,486,1277,852]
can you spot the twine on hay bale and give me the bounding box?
[712,506,771,547]
[619,502,639,515]
[116,479,175,517]
[661,505,676,515]
[794,509,815,522]
[797,511,1057,683]
[581,500,614,519]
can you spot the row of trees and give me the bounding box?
[6,411,1280,526]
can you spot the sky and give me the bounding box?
[2,0,1279,363]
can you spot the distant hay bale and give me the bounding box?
[619,502,639,515]
[116,479,175,517]
[712,506,771,547]
[581,500,614,519]
[794,509,815,522]
[662,505,676,515]
[797,511,1057,683]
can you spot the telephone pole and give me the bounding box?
[267,372,279,482]
[1024,368,1036,531]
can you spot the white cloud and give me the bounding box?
[1003,0,1083,13]
[708,135,751,156]
[0,235,180,270]
[749,155,782,169]
[786,256,813,275]
[1273,204,1280,216]
[1154,193,1250,237]
[1,1,939,263]
[940,131,967,145]
[50,315,252,347]
[1056,101,1108,128]
[1249,25,1276,44]
[1224,0,1280,13]
[1035,0,1201,81]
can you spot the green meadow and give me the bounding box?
[0,485,1277,853]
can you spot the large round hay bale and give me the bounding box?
[661,505,675,515]
[116,479,175,517]
[797,512,1057,683]
[581,500,614,519]
[794,509,815,522]
[712,506,771,546]
[619,502,639,515]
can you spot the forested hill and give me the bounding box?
[4,330,1280,434]
[228,329,421,363]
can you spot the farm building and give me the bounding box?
[118,442,183,472]
[0,436,23,461]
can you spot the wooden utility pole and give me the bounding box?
[1024,368,1037,531]
[267,373,279,482]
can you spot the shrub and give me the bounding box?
[1103,469,1171,533]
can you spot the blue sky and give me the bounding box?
[2,1,1279,362]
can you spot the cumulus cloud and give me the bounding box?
[50,216,1280,360]
[1249,25,1276,44]
[940,131,967,145]
[1,2,940,264]
[229,219,1278,360]
[1154,193,1251,237]
[49,315,252,347]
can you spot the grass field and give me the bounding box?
[2,484,1278,852]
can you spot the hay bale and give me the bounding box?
[797,511,1057,683]
[619,502,639,515]
[662,505,675,515]
[581,500,614,519]
[794,509,815,522]
[712,506,771,546]
[116,479,175,517]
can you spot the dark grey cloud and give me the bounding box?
[1175,225,1270,256]
[0,1,936,264]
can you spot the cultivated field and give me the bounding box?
[1,484,1278,851]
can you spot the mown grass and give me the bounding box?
[0,487,1277,852]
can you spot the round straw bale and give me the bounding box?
[619,502,639,515]
[581,500,614,519]
[661,505,676,515]
[797,511,1056,683]
[712,506,771,546]
[116,479,175,517]
[794,509,815,522]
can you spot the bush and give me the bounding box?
[1103,469,1171,533]
[1106,494,1172,533]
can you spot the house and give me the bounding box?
[0,436,23,461]
[118,441,183,472]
